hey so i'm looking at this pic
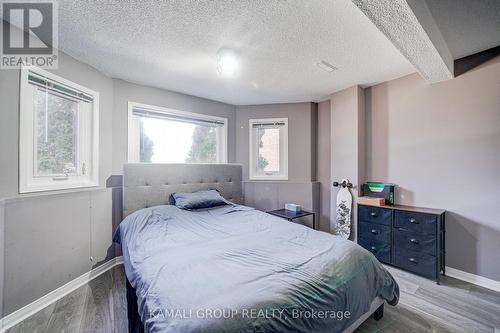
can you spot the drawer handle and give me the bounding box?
[409,218,418,224]
[370,212,377,217]
[410,238,419,244]
[371,229,379,235]
[408,257,418,264]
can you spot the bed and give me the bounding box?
[115,164,399,333]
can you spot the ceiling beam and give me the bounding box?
[454,45,500,77]
[352,0,454,82]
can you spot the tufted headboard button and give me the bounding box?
[123,164,242,217]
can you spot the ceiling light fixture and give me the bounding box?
[217,48,239,77]
[317,60,337,72]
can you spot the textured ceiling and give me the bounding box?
[425,0,500,59]
[352,0,453,83]
[50,0,415,105]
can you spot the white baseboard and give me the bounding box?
[0,256,124,333]
[446,266,500,293]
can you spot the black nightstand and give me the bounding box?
[267,209,316,230]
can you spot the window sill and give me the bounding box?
[19,181,100,195]
[249,176,289,181]
[1,186,108,203]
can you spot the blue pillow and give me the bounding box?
[171,189,230,209]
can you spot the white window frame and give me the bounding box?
[249,118,288,181]
[127,101,228,164]
[19,65,99,193]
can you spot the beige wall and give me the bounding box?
[330,86,365,240]
[0,201,4,317]
[366,56,500,281]
[0,46,115,316]
[0,28,238,315]
[317,100,331,232]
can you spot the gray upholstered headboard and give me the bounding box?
[123,163,243,217]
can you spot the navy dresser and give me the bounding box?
[357,204,446,283]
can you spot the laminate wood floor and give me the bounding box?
[357,266,500,333]
[6,265,500,332]
[6,266,127,333]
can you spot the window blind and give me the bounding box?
[132,107,225,127]
[28,72,94,103]
[251,121,286,128]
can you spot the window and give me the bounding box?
[249,118,288,180]
[128,102,227,164]
[19,66,99,193]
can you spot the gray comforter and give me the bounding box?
[115,204,399,333]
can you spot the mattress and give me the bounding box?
[114,204,399,333]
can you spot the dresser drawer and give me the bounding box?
[358,205,392,226]
[358,221,391,244]
[394,229,436,255]
[394,210,436,234]
[394,249,437,279]
[358,237,391,263]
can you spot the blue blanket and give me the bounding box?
[115,204,399,333]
